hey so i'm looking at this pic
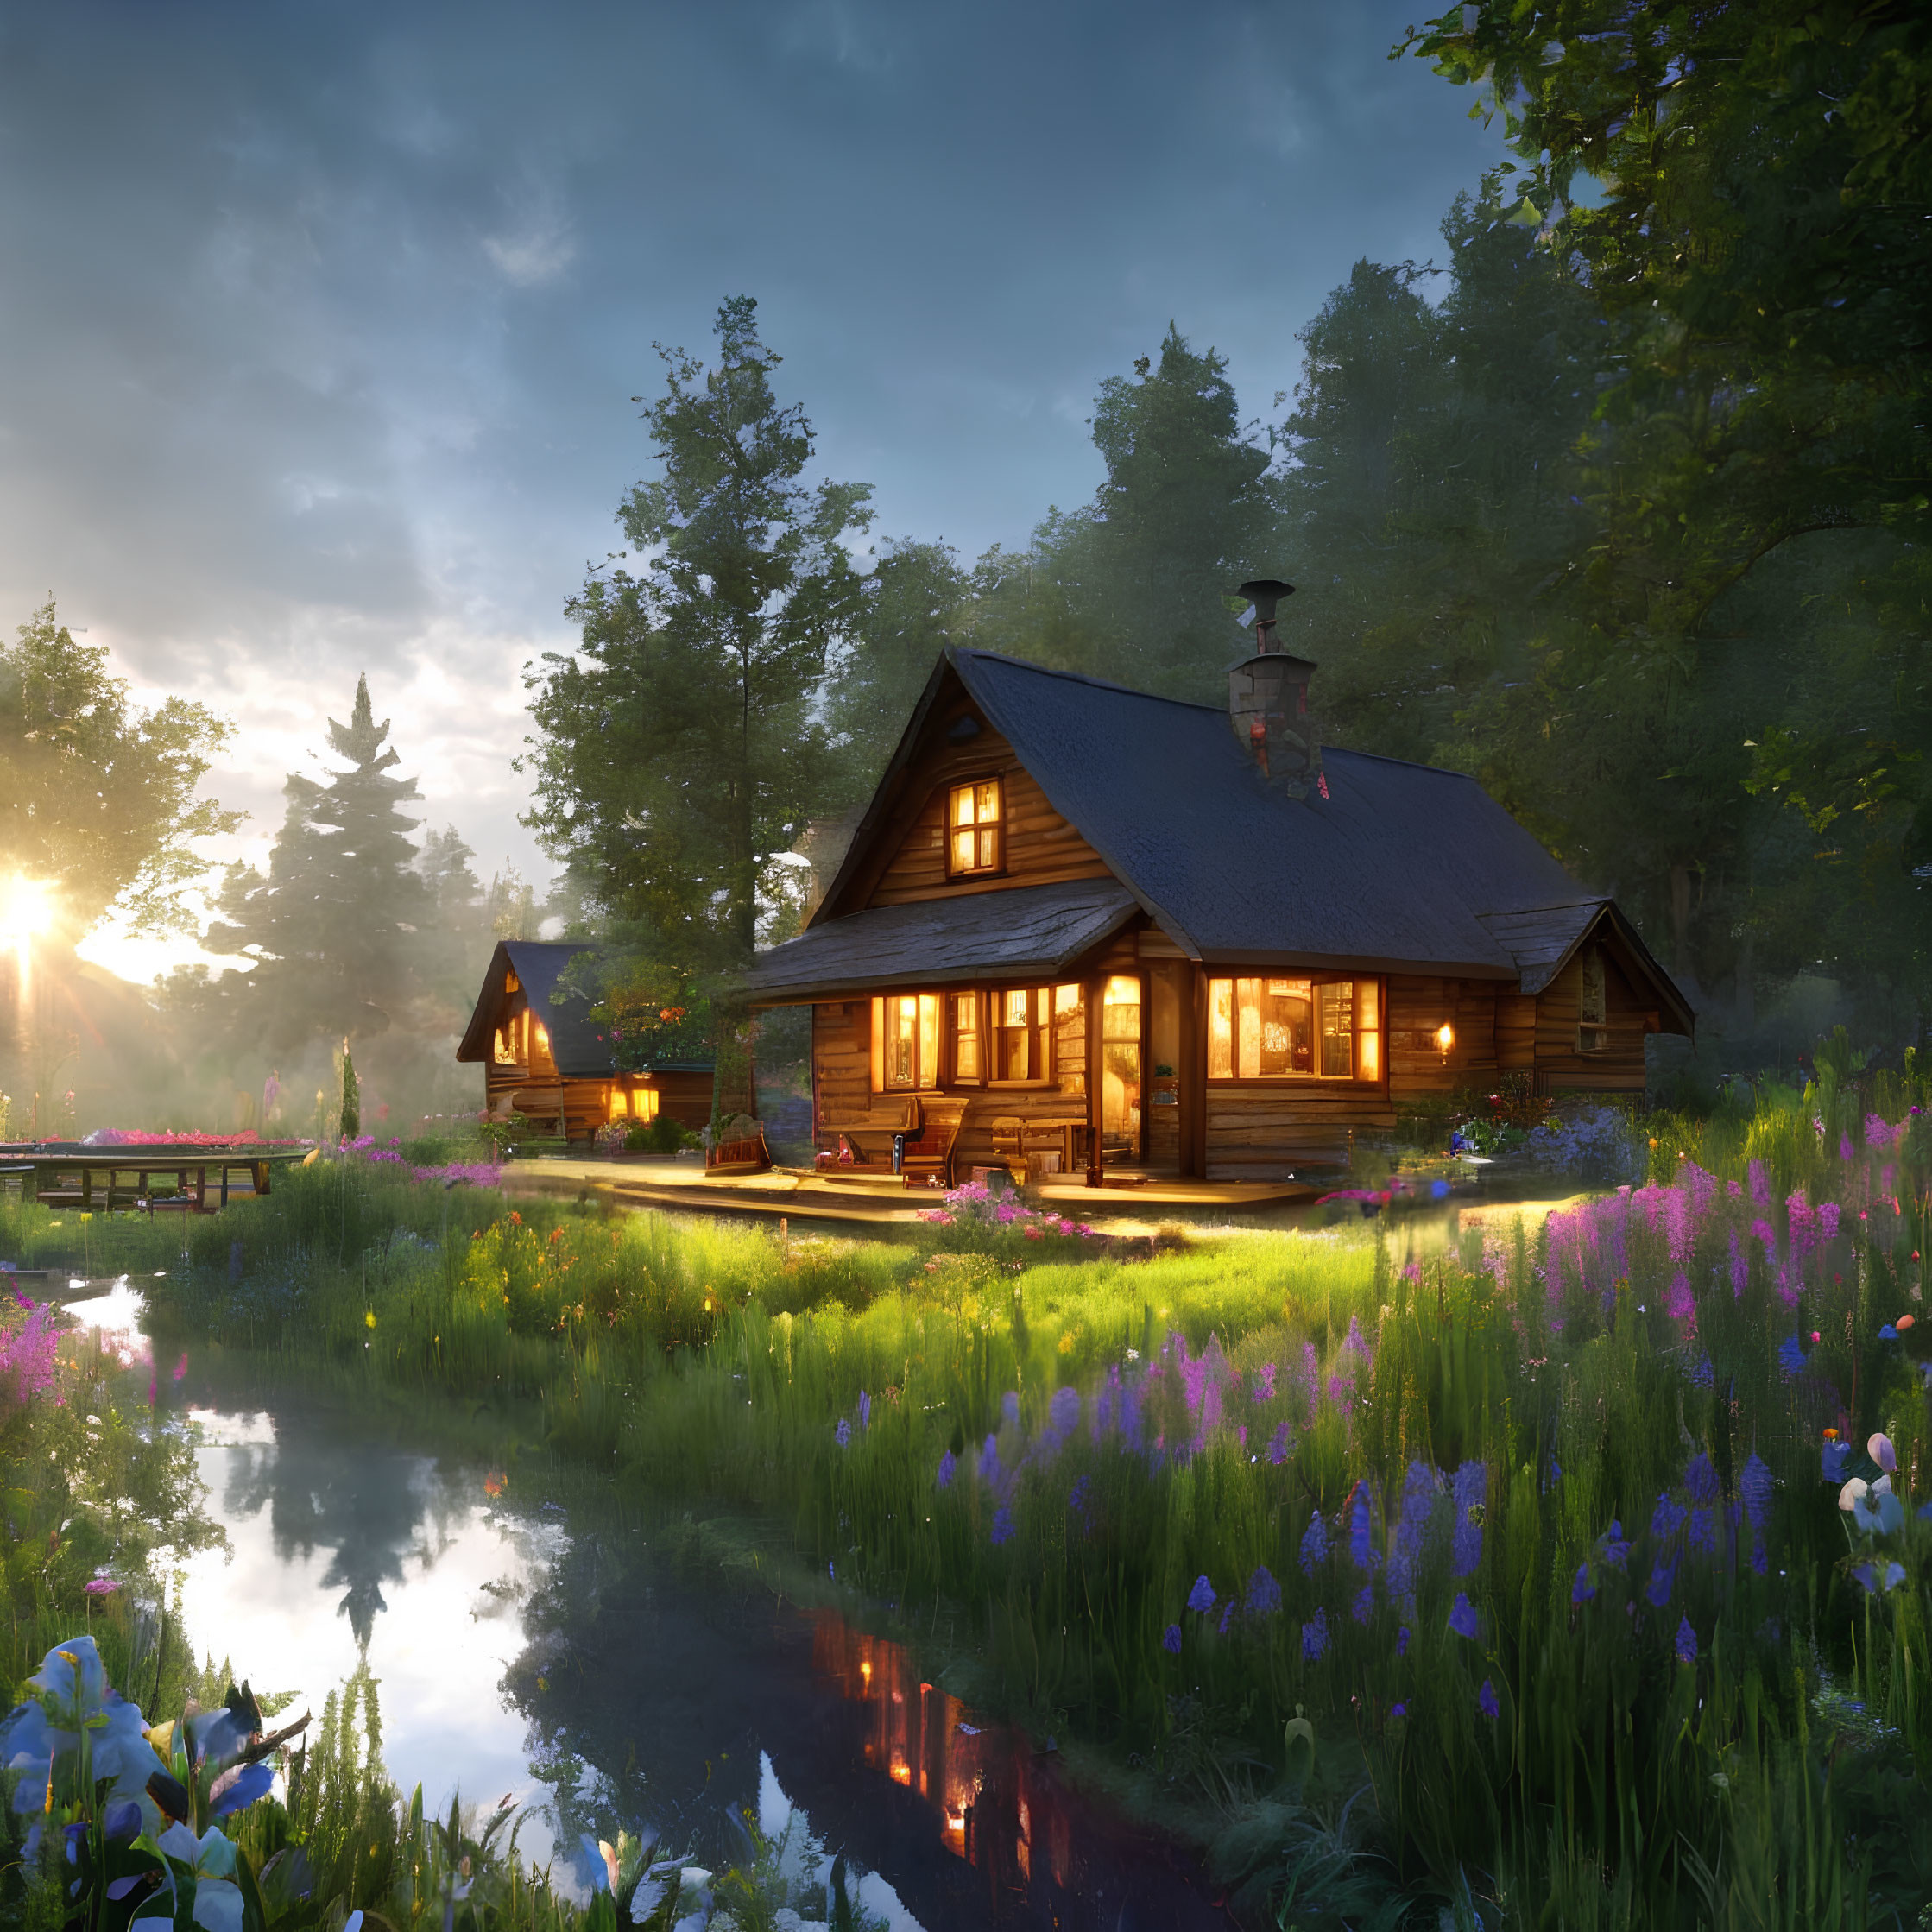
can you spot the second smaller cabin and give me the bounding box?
[456,941,714,1142]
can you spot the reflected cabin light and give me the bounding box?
[1436,1022,1455,1056]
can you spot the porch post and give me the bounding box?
[1085,975,1104,1188]
[1182,963,1208,1179]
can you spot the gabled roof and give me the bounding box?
[1480,900,1695,1031]
[745,877,1140,1003]
[456,942,717,1078]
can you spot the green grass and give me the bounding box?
[8,1061,1932,1925]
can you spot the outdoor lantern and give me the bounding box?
[1436,1022,1455,1056]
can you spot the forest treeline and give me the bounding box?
[8,3,1927,1128]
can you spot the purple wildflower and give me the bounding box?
[835,1419,851,1448]
[1187,1574,1215,1615]
[991,1507,1015,1545]
[1675,1618,1697,1665]
[1739,1453,1772,1575]
[1301,1340,1319,1417]
[1818,1203,1840,1241]
[1572,1563,1595,1605]
[1002,1391,1020,1427]
[1729,1230,1747,1297]
[1351,1584,1374,1625]
[1161,1624,1182,1655]
[1387,1461,1443,1603]
[979,1435,1001,1485]
[1452,1462,1487,1577]
[857,1389,871,1430]
[1478,1679,1500,1720]
[1397,1626,1411,1657]
[1449,1593,1478,1640]
[1866,1113,1891,1148]
[1253,1363,1278,1402]
[1302,1608,1329,1662]
[1665,1272,1695,1323]
[937,1450,957,1489]
[1749,1159,1769,1206]
[1247,1565,1283,1617]
[1267,1421,1292,1466]
[1049,1386,1081,1437]
[1299,1509,1330,1575]
[1067,1475,1091,1527]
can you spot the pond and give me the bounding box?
[70,1280,1229,1931]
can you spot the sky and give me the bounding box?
[0,0,1507,982]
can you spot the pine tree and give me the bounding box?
[205,675,432,1052]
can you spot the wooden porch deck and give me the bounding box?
[500,1157,1319,1231]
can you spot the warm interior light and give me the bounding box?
[1435,1022,1455,1055]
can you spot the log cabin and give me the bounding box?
[744,616,1691,1185]
[456,941,714,1142]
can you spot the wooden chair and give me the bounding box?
[898,1096,967,1189]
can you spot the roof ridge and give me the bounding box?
[951,646,1227,717]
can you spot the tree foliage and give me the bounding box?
[0,603,239,935]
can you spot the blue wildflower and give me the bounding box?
[1246,1566,1284,1618]
[1187,1574,1216,1615]
[1351,1584,1374,1625]
[978,1436,1001,1485]
[1650,1493,1687,1543]
[1675,1618,1697,1664]
[1688,1509,1717,1557]
[858,1389,871,1430]
[1050,1386,1081,1436]
[1478,1679,1500,1720]
[1302,1608,1329,1662]
[1002,1392,1020,1427]
[1396,1626,1411,1657]
[1684,1454,1719,1506]
[1067,1475,1091,1524]
[1348,1484,1377,1570]
[1390,1700,1410,1717]
[1572,1563,1595,1605]
[1689,1354,1714,1391]
[1267,1420,1292,1466]
[1218,1601,1235,1634]
[937,1450,957,1490]
[1777,1335,1808,1380]
[1739,1453,1772,1575]
[1451,1462,1487,1577]
[1299,1509,1330,1576]
[1387,1462,1443,1603]
[1645,1560,1676,1608]
[1432,1178,1450,1200]
[1161,1624,1182,1655]
[1449,1593,1478,1640]
[1597,1521,1632,1569]
[1879,1324,1899,1341]
[991,1507,1015,1546]
[1822,1441,1851,1483]
[835,1419,851,1448]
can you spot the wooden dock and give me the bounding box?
[1,1145,313,1214]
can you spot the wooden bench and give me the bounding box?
[899,1096,966,1189]
[818,1096,963,1188]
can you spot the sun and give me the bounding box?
[0,875,55,941]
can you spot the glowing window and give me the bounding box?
[871,994,942,1090]
[994,986,1051,1082]
[947,779,1004,877]
[1207,976,1383,1081]
[1578,948,1608,1053]
[951,993,982,1083]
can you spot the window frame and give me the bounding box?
[1575,946,1609,1054]
[950,989,985,1085]
[870,993,944,1093]
[1205,973,1386,1084]
[945,775,1007,880]
[988,983,1054,1087]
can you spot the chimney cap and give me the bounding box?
[1238,578,1296,618]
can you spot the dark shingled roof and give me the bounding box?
[458,942,717,1077]
[746,877,1140,1002]
[943,649,1586,975]
[748,647,1689,1026]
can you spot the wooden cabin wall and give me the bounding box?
[1386,977,1502,1096]
[861,723,1114,909]
[1204,1084,1395,1179]
[1533,951,1651,1092]
[653,1071,716,1127]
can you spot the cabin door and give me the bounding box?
[1100,974,1142,1164]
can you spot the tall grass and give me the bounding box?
[12,1069,1932,1923]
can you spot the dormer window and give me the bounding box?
[948,779,1004,878]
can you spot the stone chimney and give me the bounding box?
[1228,578,1325,799]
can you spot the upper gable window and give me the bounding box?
[1577,947,1608,1053]
[948,779,1004,878]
